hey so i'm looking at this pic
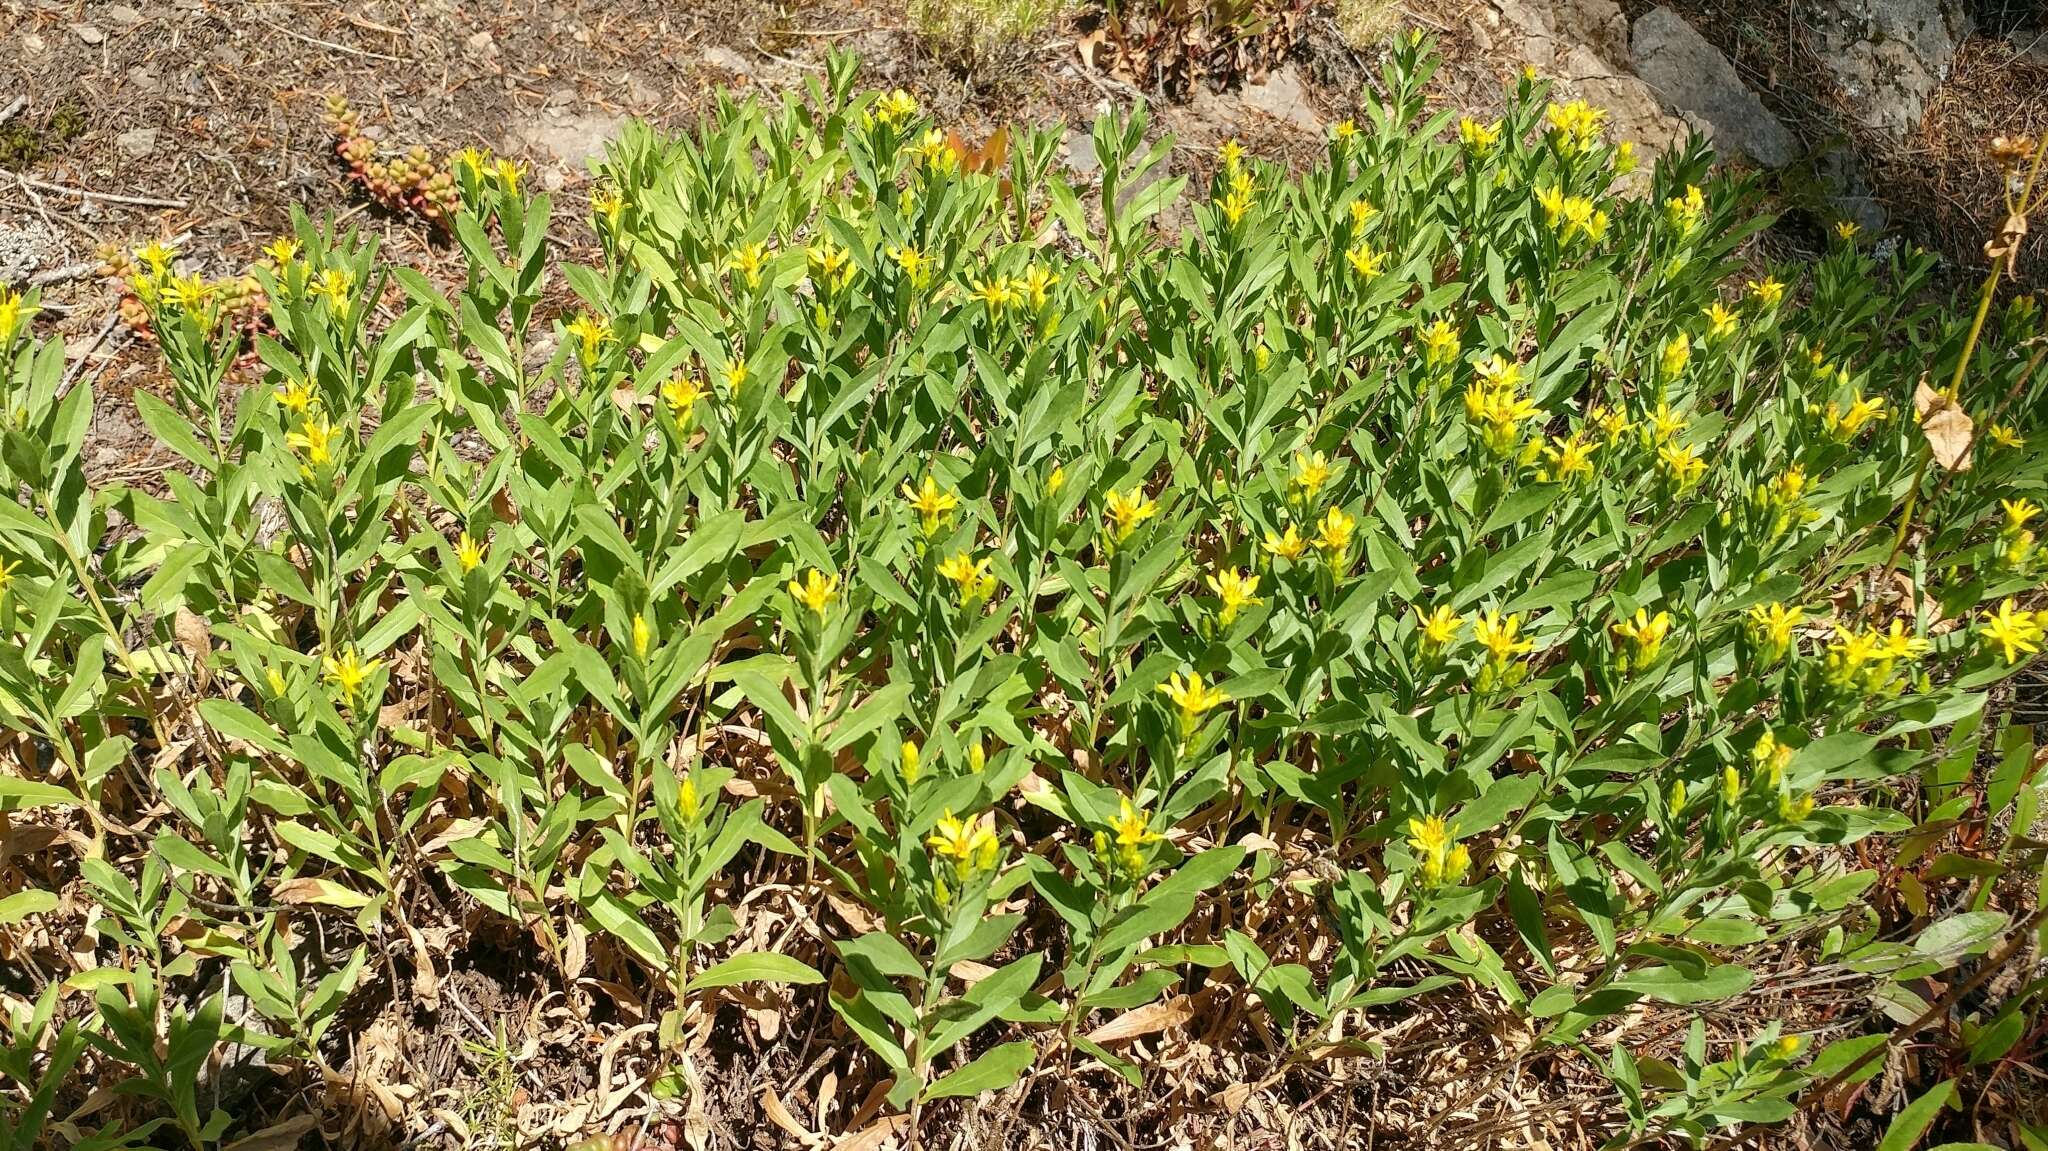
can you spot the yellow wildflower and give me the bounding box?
[1538,432,1597,485]
[902,474,961,536]
[630,613,653,660]
[1158,671,1229,736]
[1458,117,1502,156]
[1406,815,1470,887]
[1747,601,1804,663]
[1347,198,1379,232]
[720,357,748,397]
[872,89,918,127]
[275,378,318,416]
[286,416,340,468]
[1104,486,1158,542]
[1545,100,1606,155]
[926,809,998,878]
[1665,184,1706,236]
[1314,506,1356,559]
[1474,609,1535,663]
[661,375,708,424]
[1418,319,1462,371]
[1611,608,1672,668]
[1988,423,2025,449]
[321,647,381,706]
[1345,244,1387,279]
[566,314,612,368]
[1979,598,2044,664]
[1834,220,1861,241]
[1659,332,1691,382]
[1019,264,1056,311]
[1657,442,1705,490]
[787,568,841,616]
[1291,450,1333,500]
[937,551,997,604]
[728,242,769,289]
[1747,276,1786,308]
[969,275,1016,314]
[1703,302,1739,340]
[806,237,853,295]
[1206,567,1262,626]
[456,532,486,574]
[1589,404,1633,444]
[887,244,933,290]
[1415,603,1464,658]
[1264,524,1310,561]
[263,237,300,269]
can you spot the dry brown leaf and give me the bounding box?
[1912,380,1975,472]
[1086,995,1194,1044]
[173,608,211,686]
[1077,27,1107,72]
[835,1115,910,1151]
[270,877,373,908]
[761,1087,821,1145]
[1924,406,1975,471]
[948,959,997,986]
[1984,211,2028,277]
[222,1115,318,1151]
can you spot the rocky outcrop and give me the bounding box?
[1480,0,1692,178]
[1799,0,1971,137]
[1631,7,1798,168]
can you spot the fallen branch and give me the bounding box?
[27,261,97,288]
[5,170,189,209]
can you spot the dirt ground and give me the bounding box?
[4,1,2045,1146]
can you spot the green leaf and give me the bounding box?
[197,699,291,757]
[0,889,58,926]
[686,953,824,993]
[0,777,78,812]
[1877,1079,1958,1151]
[921,1040,1035,1101]
[1610,963,1753,1004]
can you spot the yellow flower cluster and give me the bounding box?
[1463,356,1541,457]
[1746,601,1804,664]
[1159,671,1228,740]
[1999,497,2038,569]
[1823,618,1929,696]
[1406,815,1471,888]
[1664,185,1706,236]
[1458,117,1502,157]
[926,809,998,884]
[1611,609,1672,671]
[1098,795,1162,878]
[937,551,997,605]
[1535,185,1609,243]
[1206,567,1262,626]
[1978,598,2044,664]
[1545,100,1605,156]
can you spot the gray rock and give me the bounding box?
[1631,7,1799,167]
[72,22,104,43]
[116,126,159,158]
[105,5,143,26]
[1064,127,1099,177]
[1799,0,1969,137]
[1240,65,1323,132]
[518,110,625,172]
[1480,0,1689,191]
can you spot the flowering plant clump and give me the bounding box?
[2,39,2046,1150]
[321,92,459,226]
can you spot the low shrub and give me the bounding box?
[2,37,2045,1150]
